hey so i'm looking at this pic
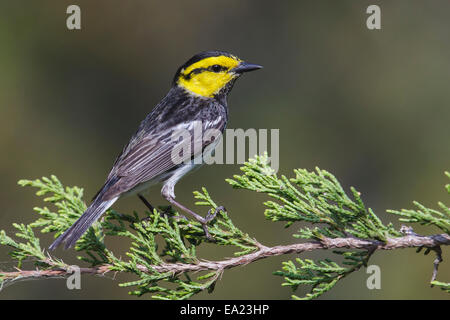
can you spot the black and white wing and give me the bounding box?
[101,117,225,200]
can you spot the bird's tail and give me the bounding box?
[49,195,118,250]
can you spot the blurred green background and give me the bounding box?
[1,0,449,299]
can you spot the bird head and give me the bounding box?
[174,51,262,98]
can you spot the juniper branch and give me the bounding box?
[1,155,449,299]
[2,233,448,284]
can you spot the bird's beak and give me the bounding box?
[231,61,263,74]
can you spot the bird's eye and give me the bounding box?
[211,64,223,72]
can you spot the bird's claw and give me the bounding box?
[205,206,226,223]
[201,206,226,242]
[161,205,189,221]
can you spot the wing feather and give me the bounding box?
[102,118,224,199]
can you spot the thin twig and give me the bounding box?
[430,246,443,284]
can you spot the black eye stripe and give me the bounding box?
[182,65,228,80]
[209,64,228,73]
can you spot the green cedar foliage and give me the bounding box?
[0,155,448,299]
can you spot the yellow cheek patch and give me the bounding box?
[177,55,241,98]
[178,71,235,97]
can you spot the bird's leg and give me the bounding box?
[138,194,155,212]
[138,194,187,221]
[138,194,157,222]
[167,197,216,240]
[162,190,224,240]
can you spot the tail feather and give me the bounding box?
[49,196,118,250]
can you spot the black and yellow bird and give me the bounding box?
[49,50,262,250]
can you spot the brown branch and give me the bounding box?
[1,233,449,285]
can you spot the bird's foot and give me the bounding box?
[161,205,188,221]
[138,194,188,223]
[199,206,226,241]
[205,206,226,223]
[163,195,226,241]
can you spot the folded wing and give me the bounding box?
[102,118,225,199]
